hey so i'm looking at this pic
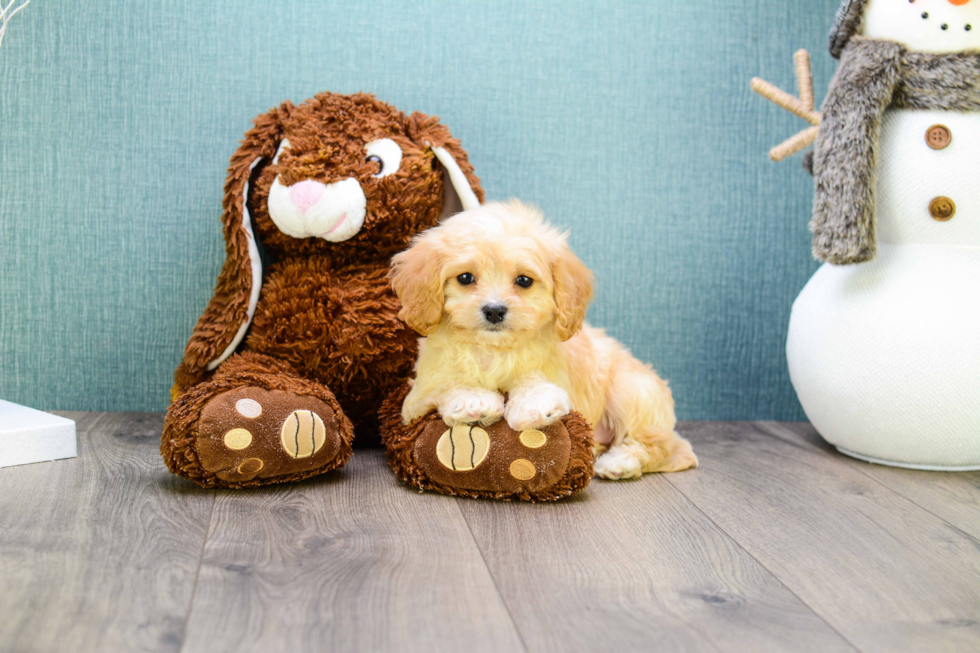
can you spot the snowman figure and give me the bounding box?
[754,0,980,470]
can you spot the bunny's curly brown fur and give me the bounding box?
[162,93,483,487]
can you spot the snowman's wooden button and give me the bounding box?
[929,196,956,221]
[926,125,951,150]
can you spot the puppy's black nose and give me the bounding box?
[482,304,508,324]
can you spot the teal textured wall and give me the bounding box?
[0,0,839,418]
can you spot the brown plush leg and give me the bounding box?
[380,383,594,502]
[162,353,354,489]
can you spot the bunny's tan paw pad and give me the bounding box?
[196,387,344,485]
[163,383,354,489]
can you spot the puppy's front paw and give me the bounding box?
[439,388,506,426]
[505,383,571,431]
[594,447,643,480]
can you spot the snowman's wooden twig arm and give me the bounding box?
[796,50,814,111]
[750,79,822,125]
[771,126,820,163]
[751,49,823,161]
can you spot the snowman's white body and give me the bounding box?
[786,0,980,469]
[787,109,980,469]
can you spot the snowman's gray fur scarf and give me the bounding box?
[812,36,980,265]
[829,0,869,60]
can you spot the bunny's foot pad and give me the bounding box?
[380,384,594,502]
[163,377,354,489]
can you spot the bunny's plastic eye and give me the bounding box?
[457,273,475,286]
[515,275,533,288]
[364,138,403,178]
[366,155,382,172]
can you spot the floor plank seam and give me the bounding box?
[454,499,531,653]
[846,467,980,547]
[749,421,830,454]
[751,422,980,547]
[661,475,864,653]
[176,488,217,653]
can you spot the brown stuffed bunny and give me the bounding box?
[161,92,484,488]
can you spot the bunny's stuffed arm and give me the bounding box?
[172,109,287,398]
[172,160,261,397]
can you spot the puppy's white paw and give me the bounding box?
[439,388,505,426]
[505,383,571,431]
[594,447,643,480]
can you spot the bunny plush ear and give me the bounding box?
[173,102,293,393]
[406,112,485,219]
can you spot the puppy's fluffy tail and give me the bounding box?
[602,355,698,473]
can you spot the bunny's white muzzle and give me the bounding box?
[267,176,366,242]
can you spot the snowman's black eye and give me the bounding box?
[922,12,929,18]
[967,25,973,31]
[942,23,949,30]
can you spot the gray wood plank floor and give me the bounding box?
[1,413,977,653]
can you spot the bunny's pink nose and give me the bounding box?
[290,180,326,213]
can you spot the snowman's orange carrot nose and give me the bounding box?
[949,0,971,6]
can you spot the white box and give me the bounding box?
[0,400,77,468]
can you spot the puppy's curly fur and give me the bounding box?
[391,201,697,480]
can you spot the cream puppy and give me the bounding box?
[390,200,697,479]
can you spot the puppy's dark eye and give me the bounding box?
[515,275,533,288]
[457,273,475,286]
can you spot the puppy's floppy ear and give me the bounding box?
[552,241,595,342]
[406,112,485,219]
[173,101,293,394]
[390,233,446,336]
